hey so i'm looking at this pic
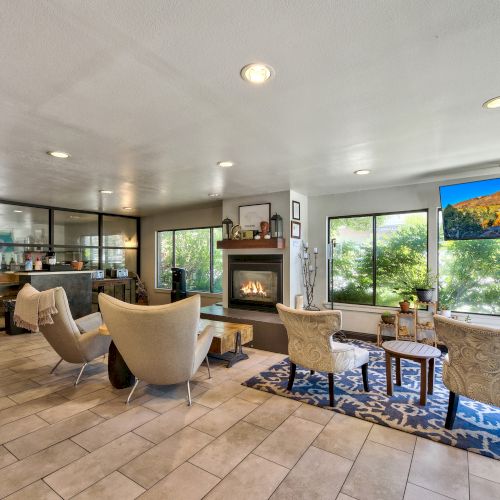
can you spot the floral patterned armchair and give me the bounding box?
[277,304,370,407]
[434,315,500,429]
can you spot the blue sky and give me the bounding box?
[440,178,500,207]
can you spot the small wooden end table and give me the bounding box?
[382,340,441,406]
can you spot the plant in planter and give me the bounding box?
[439,303,452,317]
[396,267,437,304]
[381,311,396,324]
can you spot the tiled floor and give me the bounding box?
[0,332,498,499]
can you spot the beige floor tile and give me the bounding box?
[0,394,67,427]
[5,479,60,499]
[141,393,184,414]
[272,446,352,500]
[0,379,40,397]
[56,379,111,400]
[38,388,117,423]
[121,426,214,488]
[313,413,372,460]
[0,396,16,411]
[7,378,74,404]
[336,494,357,500]
[193,380,246,409]
[0,445,17,468]
[408,438,469,500]
[469,474,500,500]
[44,433,152,498]
[404,483,453,499]
[368,424,416,453]
[190,396,257,437]
[236,387,273,405]
[205,453,289,500]
[292,403,333,425]
[134,402,210,443]
[0,414,48,444]
[73,471,145,499]
[72,406,158,451]
[254,415,323,468]
[91,390,154,419]
[244,395,301,431]
[0,440,87,497]
[147,381,207,401]
[468,451,500,484]
[342,440,412,500]
[190,421,270,478]
[139,462,220,499]
[6,410,103,459]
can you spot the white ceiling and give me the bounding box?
[1,0,500,216]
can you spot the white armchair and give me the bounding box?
[277,304,370,407]
[434,315,500,429]
[98,293,214,405]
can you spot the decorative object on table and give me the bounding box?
[290,220,301,239]
[24,254,33,271]
[299,241,319,310]
[71,260,84,271]
[399,299,411,313]
[270,212,284,238]
[438,304,452,318]
[292,200,300,220]
[222,217,233,240]
[46,252,56,266]
[239,203,271,231]
[259,221,270,239]
[242,230,254,240]
[231,224,241,240]
[34,256,43,270]
[381,312,396,324]
[243,339,500,459]
[91,269,105,280]
[129,271,149,305]
[294,294,303,309]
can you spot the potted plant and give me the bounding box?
[439,303,452,318]
[412,269,438,302]
[399,299,412,313]
[381,311,396,324]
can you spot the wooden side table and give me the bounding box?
[382,340,441,406]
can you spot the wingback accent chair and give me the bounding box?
[277,304,370,407]
[98,293,214,405]
[434,315,500,429]
[40,287,111,385]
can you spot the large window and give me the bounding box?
[157,227,222,293]
[329,211,428,307]
[438,212,499,315]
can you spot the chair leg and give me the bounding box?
[205,356,212,379]
[287,361,296,391]
[74,363,88,386]
[187,380,192,406]
[50,358,63,374]
[126,378,140,404]
[445,391,459,430]
[361,363,369,392]
[328,373,335,407]
[310,370,315,375]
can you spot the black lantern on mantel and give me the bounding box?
[222,217,233,240]
[270,213,283,238]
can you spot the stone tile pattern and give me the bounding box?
[0,332,497,499]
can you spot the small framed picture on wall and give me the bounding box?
[291,220,301,239]
[292,200,300,220]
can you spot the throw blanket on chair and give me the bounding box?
[13,284,58,332]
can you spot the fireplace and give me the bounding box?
[228,255,283,311]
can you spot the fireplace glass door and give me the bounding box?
[232,270,278,305]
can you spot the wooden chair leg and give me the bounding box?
[445,391,459,430]
[310,370,315,375]
[361,363,369,391]
[287,361,296,391]
[328,373,335,407]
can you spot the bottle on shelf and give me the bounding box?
[34,256,43,271]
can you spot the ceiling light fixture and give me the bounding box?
[47,151,70,159]
[99,190,113,194]
[122,207,133,210]
[354,169,371,175]
[240,63,273,84]
[482,96,500,109]
[69,215,81,219]
[13,209,23,213]
[208,193,220,198]
[217,161,234,168]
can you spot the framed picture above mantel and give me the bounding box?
[239,203,271,231]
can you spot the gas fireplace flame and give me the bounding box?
[240,280,268,298]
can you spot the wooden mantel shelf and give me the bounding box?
[216,238,285,249]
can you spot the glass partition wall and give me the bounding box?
[0,201,139,273]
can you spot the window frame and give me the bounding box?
[327,209,429,307]
[155,225,222,294]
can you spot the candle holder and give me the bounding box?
[299,241,320,310]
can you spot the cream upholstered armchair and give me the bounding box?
[40,287,111,386]
[98,293,214,405]
[434,315,500,429]
[277,304,370,407]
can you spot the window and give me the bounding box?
[156,227,222,293]
[438,212,499,315]
[329,211,428,307]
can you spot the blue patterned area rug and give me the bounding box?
[243,340,500,459]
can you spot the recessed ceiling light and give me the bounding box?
[482,96,500,109]
[240,63,273,84]
[354,169,371,175]
[47,151,70,159]
[208,193,220,198]
[217,161,234,168]
[13,209,23,213]
[122,207,133,210]
[99,190,113,194]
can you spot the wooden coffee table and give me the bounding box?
[382,340,441,406]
